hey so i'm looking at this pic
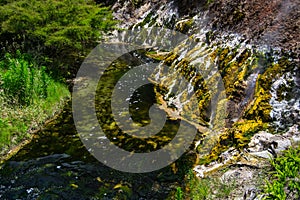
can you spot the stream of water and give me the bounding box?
[0,51,197,200]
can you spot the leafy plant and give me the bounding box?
[0,51,49,106]
[175,187,184,200]
[0,51,70,150]
[0,0,117,78]
[184,170,235,200]
[190,178,210,200]
[263,146,300,200]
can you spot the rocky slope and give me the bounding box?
[111,0,299,58]
[105,0,299,199]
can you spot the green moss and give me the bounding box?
[222,61,240,98]
[210,48,218,61]
[198,120,267,165]
[244,86,272,121]
[157,44,295,168]
[145,51,169,61]
[135,12,157,27]
[244,57,292,122]
[212,47,251,100]
[164,52,179,66]
[219,48,230,65]
[231,120,268,147]
[175,19,194,34]
[161,53,212,124]
[211,97,228,130]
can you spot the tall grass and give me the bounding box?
[0,51,70,151]
[0,51,50,106]
[183,170,236,200]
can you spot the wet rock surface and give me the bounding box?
[194,125,300,199]
[208,0,300,58]
[112,0,299,58]
[90,1,300,197]
[0,0,299,199]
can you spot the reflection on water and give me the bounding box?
[0,101,196,199]
[0,51,197,200]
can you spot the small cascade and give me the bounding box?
[270,71,300,130]
[1,1,298,199]
[128,7,300,181]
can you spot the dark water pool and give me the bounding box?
[0,52,198,200]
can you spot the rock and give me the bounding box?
[217,166,266,200]
[249,151,273,159]
[283,125,300,144]
[247,131,292,155]
[221,167,253,183]
[194,129,298,196]
[276,139,292,151]
[194,147,240,178]
[292,135,300,144]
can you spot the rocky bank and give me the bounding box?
[106,0,299,199]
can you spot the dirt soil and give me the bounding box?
[111,0,299,60]
[208,0,299,59]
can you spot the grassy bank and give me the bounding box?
[0,52,70,155]
[0,0,117,156]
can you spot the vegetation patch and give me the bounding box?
[263,146,300,200]
[135,12,158,28]
[244,56,293,122]
[212,47,251,100]
[0,0,117,78]
[0,52,70,153]
[198,120,267,164]
[175,19,194,34]
[178,170,236,200]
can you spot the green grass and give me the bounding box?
[207,0,214,4]
[0,52,70,151]
[181,170,236,200]
[175,187,184,200]
[263,146,300,200]
[0,0,117,79]
[189,176,210,200]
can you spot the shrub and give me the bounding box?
[263,146,300,200]
[0,0,117,78]
[0,51,70,149]
[0,51,49,106]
